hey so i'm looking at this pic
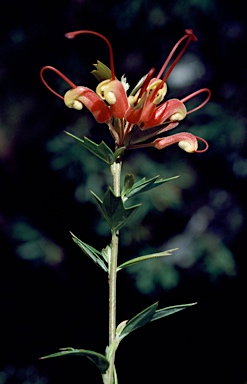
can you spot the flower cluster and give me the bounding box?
[40,29,211,153]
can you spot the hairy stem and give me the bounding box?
[106,161,122,384]
[109,229,119,345]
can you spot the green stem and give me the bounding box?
[106,161,122,384]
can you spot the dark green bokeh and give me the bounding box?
[1,0,246,382]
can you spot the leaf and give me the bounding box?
[101,244,112,263]
[118,302,197,342]
[91,60,112,82]
[65,132,115,165]
[118,302,158,341]
[151,303,197,322]
[122,173,135,197]
[71,232,108,272]
[117,248,178,271]
[123,175,180,200]
[114,146,126,161]
[91,188,141,232]
[40,347,109,374]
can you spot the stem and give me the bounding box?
[109,231,119,345]
[109,161,121,343]
[105,161,122,384]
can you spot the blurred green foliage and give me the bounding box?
[0,365,47,384]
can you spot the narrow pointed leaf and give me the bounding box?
[65,132,115,165]
[117,248,178,271]
[118,302,158,341]
[91,188,141,232]
[123,175,180,199]
[151,303,197,322]
[118,302,196,342]
[71,232,108,272]
[40,348,109,374]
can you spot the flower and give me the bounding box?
[40,29,211,153]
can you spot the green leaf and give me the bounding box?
[40,347,109,374]
[91,60,112,81]
[118,302,197,342]
[71,232,108,272]
[123,175,180,200]
[122,173,135,197]
[114,146,126,161]
[117,248,178,271]
[65,132,115,165]
[151,303,197,322]
[91,188,141,232]
[118,302,158,341]
[101,244,112,263]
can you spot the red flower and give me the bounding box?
[40,29,211,153]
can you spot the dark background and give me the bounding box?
[0,0,247,383]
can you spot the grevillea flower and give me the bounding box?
[40,29,211,153]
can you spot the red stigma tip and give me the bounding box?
[65,32,75,39]
[184,29,198,42]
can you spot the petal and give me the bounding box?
[141,99,187,130]
[146,79,167,104]
[153,132,198,152]
[124,105,143,124]
[96,79,129,118]
[137,81,167,125]
[64,86,112,123]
